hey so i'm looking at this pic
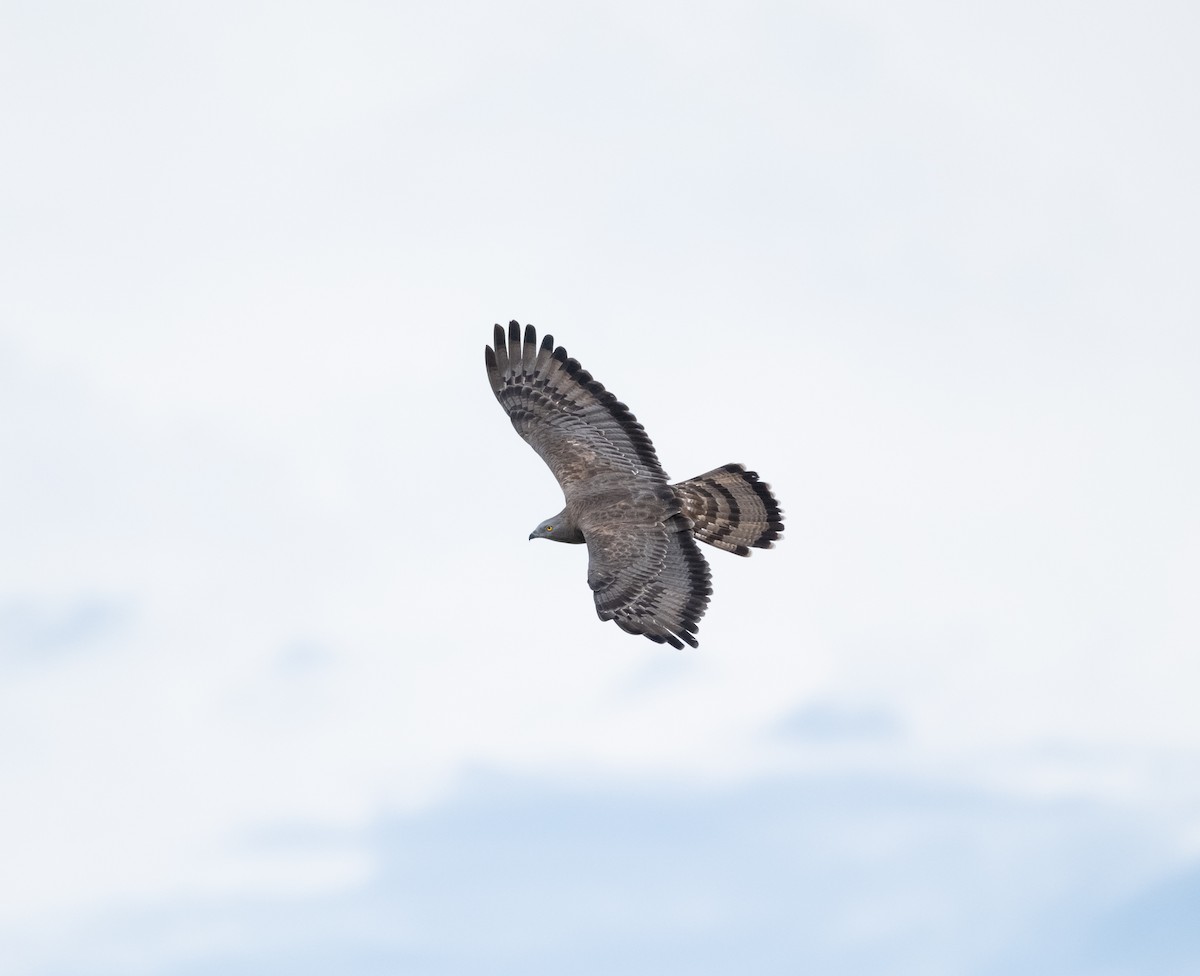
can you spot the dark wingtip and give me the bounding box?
[493,323,506,348]
[541,335,554,351]
[552,346,567,363]
[484,345,496,368]
[508,321,520,342]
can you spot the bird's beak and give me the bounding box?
[528,531,536,540]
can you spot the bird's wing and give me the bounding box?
[581,509,712,649]
[485,321,669,498]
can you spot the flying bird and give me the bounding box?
[484,322,783,648]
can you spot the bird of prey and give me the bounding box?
[485,322,783,648]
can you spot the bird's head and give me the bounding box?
[528,510,582,543]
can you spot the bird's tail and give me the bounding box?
[671,464,784,556]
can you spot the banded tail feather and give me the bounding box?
[672,464,784,556]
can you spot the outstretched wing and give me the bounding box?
[484,321,670,496]
[582,509,712,649]
[486,320,711,647]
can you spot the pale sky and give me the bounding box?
[2,2,1198,973]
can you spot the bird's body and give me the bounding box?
[485,322,783,648]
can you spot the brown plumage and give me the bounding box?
[484,322,783,648]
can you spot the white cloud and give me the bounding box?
[1,1,1198,970]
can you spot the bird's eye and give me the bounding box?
[546,525,554,532]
